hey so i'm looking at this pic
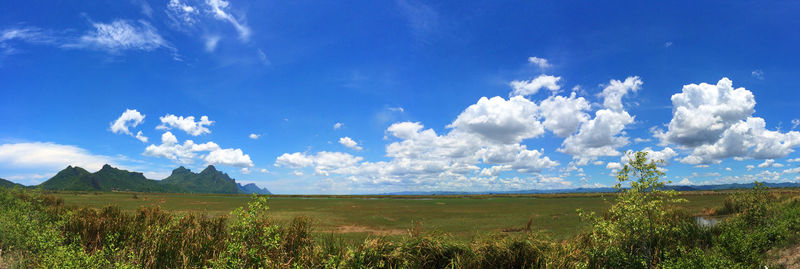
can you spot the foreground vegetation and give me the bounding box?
[2,152,800,268]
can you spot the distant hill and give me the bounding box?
[36,164,270,194]
[161,165,240,194]
[238,183,272,194]
[0,178,24,188]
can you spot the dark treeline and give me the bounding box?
[1,152,800,268]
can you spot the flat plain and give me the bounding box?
[48,190,785,242]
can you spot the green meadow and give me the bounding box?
[52,191,742,242]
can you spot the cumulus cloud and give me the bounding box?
[0,142,115,172]
[156,114,213,136]
[205,148,253,167]
[143,131,252,167]
[538,92,590,137]
[249,133,260,139]
[558,76,642,164]
[528,56,550,69]
[277,109,559,187]
[206,0,251,41]
[655,78,800,164]
[276,151,363,176]
[143,131,220,164]
[135,131,148,143]
[110,109,146,136]
[71,20,170,52]
[509,74,561,96]
[448,96,543,144]
[621,147,678,166]
[605,162,622,170]
[339,137,363,151]
[655,78,755,147]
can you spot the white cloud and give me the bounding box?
[205,148,253,167]
[599,76,642,112]
[161,131,179,145]
[527,56,550,69]
[72,20,169,52]
[448,96,543,144]
[788,158,800,163]
[757,159,783,168]
[276,151,363,176]
[679,117,800,165]
[655,78,755,147]
[204,35,220,52]
[333,122,343,130]
[558,76,641,164]
[167,0,199,26]
[0,26,56,54]
[751,70,764,80]
[0,142,115,172]
[648,77,800,165]
[206,0,251,41]
[259,168,269,173]
[240,167,250,174]
[509,74,561,96]
[156,114,214,136]
[249,133,260,139]
[665,42,673,48]
[144,132,220,164]
[605,162,622,170]
[538,92,590,137]
[143,131,253,168]
[621,147,678,166]
[339,137,363,151]
[746,165,755,171]
[110,109,146,136]
[725,167,732,171]
[135,131,148,143]
[792,119,800,130]
[389,107,405,112]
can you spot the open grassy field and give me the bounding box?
[48,190,797,242]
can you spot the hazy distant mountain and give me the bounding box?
[161,165,240,194]
[237,183,271,194]
[36,164,269,194]
[0,178,24,188]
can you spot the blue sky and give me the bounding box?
[1,0,800,194]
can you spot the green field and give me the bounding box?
[51,191,749,242]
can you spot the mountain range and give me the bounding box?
[28,164,271,194]
[0,177,23,188]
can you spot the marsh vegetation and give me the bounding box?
[1,152,799,268]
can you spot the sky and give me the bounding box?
[1,0,800,194]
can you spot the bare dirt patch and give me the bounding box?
[773,243,800,268]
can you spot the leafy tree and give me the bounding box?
[580,151,686,268]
